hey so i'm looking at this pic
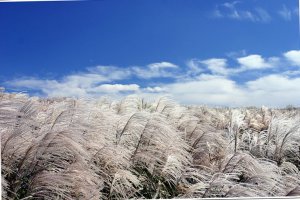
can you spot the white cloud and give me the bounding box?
[87,63,179,80]
[212,2,271,23]
[200,58,230,75]
[7,72,300,107]
[246,74,299,91]
[228,9,241,20]
[5,50,300,107]
[7,78,90,97]
[239,11,257,21]
[7,77,140,97]
[278,5,292,21]
[5,66,137,97]
[164,74,246,106]
[226,49,247,58]
[186,59,204,76]
[143,86,166,93]
[163,74,300,107]
[255,8,271,23]
[87,65,132,81]
[147,62,178,70]
[132,67,175,79]
[185,58,233,77]
[237,55,279,70]
[284,50,300,66]
[244,75,300,106]
[278,5,299,20]
[133,61,179,79]
[91,84,139,93]
[7,78,50,89]
[5,61,178,97]
[62,74,108,88]
[223,1,240,9]
[186,54,280,76]
[212,9,223,18]
[283,70,300,76]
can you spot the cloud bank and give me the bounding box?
[4,50,300,107]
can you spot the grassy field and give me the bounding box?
[1,92,300,199]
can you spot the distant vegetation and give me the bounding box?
[1,91,300,199]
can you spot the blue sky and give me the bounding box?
[1,0,300,107]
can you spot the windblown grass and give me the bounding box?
[1,92,300,199]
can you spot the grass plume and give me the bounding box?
[1,92,300,199]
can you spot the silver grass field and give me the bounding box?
[1,91,300,199]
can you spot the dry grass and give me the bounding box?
[1,92,300,199]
